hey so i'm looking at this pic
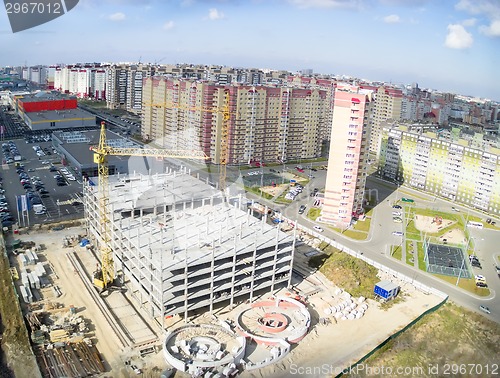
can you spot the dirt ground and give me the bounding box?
[8,225,153,377]
[260,172,308,197]
[260,183,288,197]
[8,223,445,378]
[415,215,457,234]
[240,275,444,378]
[436,228,467,245]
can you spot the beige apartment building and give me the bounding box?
[368,86,402,154]
[141,77,329,165]
[320,84,373,228]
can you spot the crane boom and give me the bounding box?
[90,121,208,291]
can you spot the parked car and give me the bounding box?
[392,205,402,209]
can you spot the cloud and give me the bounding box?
[462,18,476,26]
[163,21,175,30]
[479,19,500,36]
[383,14,401,23]
[208,8,225,20]
[445,24,473,49]
[288,0,365,10]
[456,0,500,38]
[109,12,126,21]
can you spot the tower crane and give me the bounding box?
[143,90,231,190]
[89,121,208,290]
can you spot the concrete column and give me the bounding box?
[270,223,280,293]
[183,248,188,324]
[249,233,258,303]
[229,236,237,308]
[288,226,298,288]
[209,247,215,314]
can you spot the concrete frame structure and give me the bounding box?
[321,84,373,228]
[83,172,296,324]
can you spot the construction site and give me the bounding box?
[0,120,448,377]
[83,171,296,326]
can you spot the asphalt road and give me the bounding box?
[187,162,500,323]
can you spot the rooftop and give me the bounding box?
[53,129,134,167]
[111,191,291,270]
[25,108,95,123]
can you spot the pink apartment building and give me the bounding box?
[320,84,373,228]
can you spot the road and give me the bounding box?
[186,162,500,323]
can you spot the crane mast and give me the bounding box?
[89,121,207,290]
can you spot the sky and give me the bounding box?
[0,0,499,100]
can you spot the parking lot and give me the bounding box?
[1,138,84,227]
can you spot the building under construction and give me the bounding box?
[83,170,296,324]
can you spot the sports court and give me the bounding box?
[424,242,471,278]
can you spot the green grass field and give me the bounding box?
[433,274,491,297]
[342,230,368,240]
[308,245,379,298]
[416,241,425,270]
[307,208,321,221]
[392,245,402,260]
[352,218,371,232]
[345,302,500,377]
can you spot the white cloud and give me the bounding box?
[455,0,499,16]
[109,12,126,21]
[456,0,500,38]
[288,0,365,10]
[445,24,473,49]
[208,8,224,20]
[163,21,175,30]
[462,18,476,26]
[479,19,500,36]
[383,14,401,23]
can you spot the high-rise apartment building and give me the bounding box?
[378,124,500,214]
[105,63,129,109]
[320,84,373,228]
[54,64,107,99]
[141,77,328,164]
[368,86,402,154]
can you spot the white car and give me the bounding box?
[392,231,404,236]
[392,211,402,216]
[451,207,460,212]
[66,176,76,181]
[313,225,324,232]
[479,305,491,314]
[475,275,486,282]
